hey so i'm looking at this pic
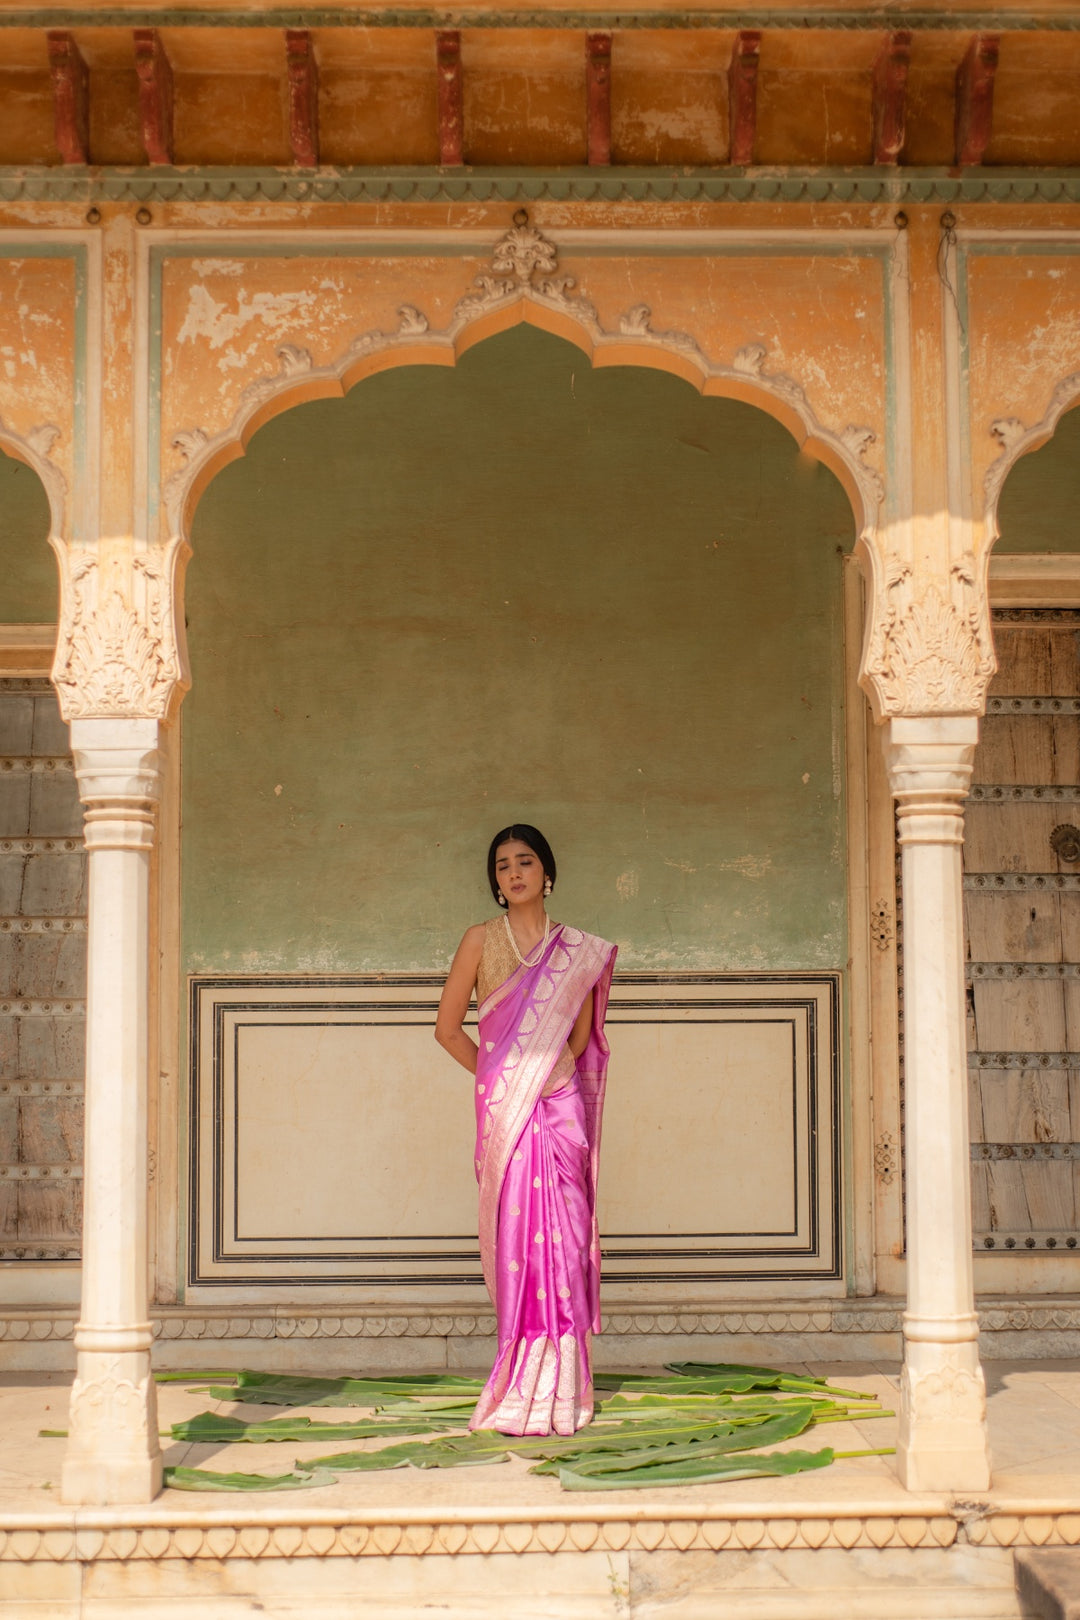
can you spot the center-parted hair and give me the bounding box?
[487,824,557,906]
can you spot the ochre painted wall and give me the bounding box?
[996,408,1080,553]
[0,449,55,622]
[182,326,854,975]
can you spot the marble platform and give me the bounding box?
[1,1359,1077,1618]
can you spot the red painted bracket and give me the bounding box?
[586,31,612,167]
[134,28,174,165]
[728,30,761,167]
[286,29,319,167]
[436,29,464,166]
[47,32,89,166]
[872,30,911,165]
[955,33,1000,167]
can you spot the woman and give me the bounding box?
[435,825,616,1436]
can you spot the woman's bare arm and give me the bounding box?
[568,988,594,1060]
[434,925,486,1075]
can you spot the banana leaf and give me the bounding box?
[529,1403,817,1474]
[663,1363,880,1403]
[195,1370,485,1407]
[555,1446,836,1491]
[164,1465,338,1492]
[303,1401,818,1475]
[169,1411,465,1444]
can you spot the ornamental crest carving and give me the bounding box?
[51,538,190,721]
[862,555,996,717]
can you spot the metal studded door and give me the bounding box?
[965,609,1080,1256]
[0,677,85,1260]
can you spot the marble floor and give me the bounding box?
[0,1360,1077,1617]
[0,1358,1077,1513]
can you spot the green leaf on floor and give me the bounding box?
[555,1446,837,1491]
[302,1402,819,1475]
[169,1411,467,1444]
[163,1465,339,1492]
[207,1370,486,1407]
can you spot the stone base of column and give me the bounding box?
[61,1453,164,1507]
[896,1336,992,1493]
[60,1347,163,1506]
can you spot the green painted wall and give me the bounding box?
[997,406,1080,552]
[0,449,55,621]
[183,324,854,974]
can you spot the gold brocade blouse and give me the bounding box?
[475,917,577,1091]
[475,916,520,1007]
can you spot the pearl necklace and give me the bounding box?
[504,909,550,966]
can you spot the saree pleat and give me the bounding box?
[469,924,616,1436]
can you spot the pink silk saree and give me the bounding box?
[470,924,617,1436]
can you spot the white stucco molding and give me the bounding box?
[161,214,885,549]
[50,536,191,724]
[984,370,1080,528]
[0,414,67,539]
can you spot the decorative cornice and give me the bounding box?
[5,166,1080,207]
[3,9,1080,31]
[163,216,882,538]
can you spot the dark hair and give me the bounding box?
[487,825,557,906]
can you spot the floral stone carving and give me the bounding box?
[862,555,996,717]
[51,539,189,721]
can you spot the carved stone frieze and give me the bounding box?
[162,216,885,541]
[861,554,996,717]
[51,537,190,722]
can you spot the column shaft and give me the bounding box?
[61,718,163,1506]
[886,714,991,1493]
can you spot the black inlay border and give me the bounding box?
[188,972,841,1288]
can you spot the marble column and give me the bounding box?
[886,714,992,1493]
[61,718,163,1506]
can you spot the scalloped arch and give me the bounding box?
[164,224,884,551]
[984,370,1080,543]
[0,418,66,540]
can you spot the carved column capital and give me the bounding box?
[51,537,190,724]
[860,555,996,723]
[885,714,979,844]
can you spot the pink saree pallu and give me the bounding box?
[470,925,617,1436]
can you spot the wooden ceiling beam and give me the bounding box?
[285,28,319,167]
[586,31,612,167]
[134,27,174,164]
[728,30,761,167]
[47,31,89,166]
[435,29,464,166]
[955,32,999,166]
[872,29,911,165]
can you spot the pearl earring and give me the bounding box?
[497,893,508,907]
[543,878,552,897]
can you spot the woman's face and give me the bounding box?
[494,839,547,908]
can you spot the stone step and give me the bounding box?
[1016,1551,1080,1620]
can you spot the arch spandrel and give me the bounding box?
[162,218,888,548]
[0,251,81,541]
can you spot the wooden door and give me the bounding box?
[965,608,1080,1255]
[0,677,85,1260]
